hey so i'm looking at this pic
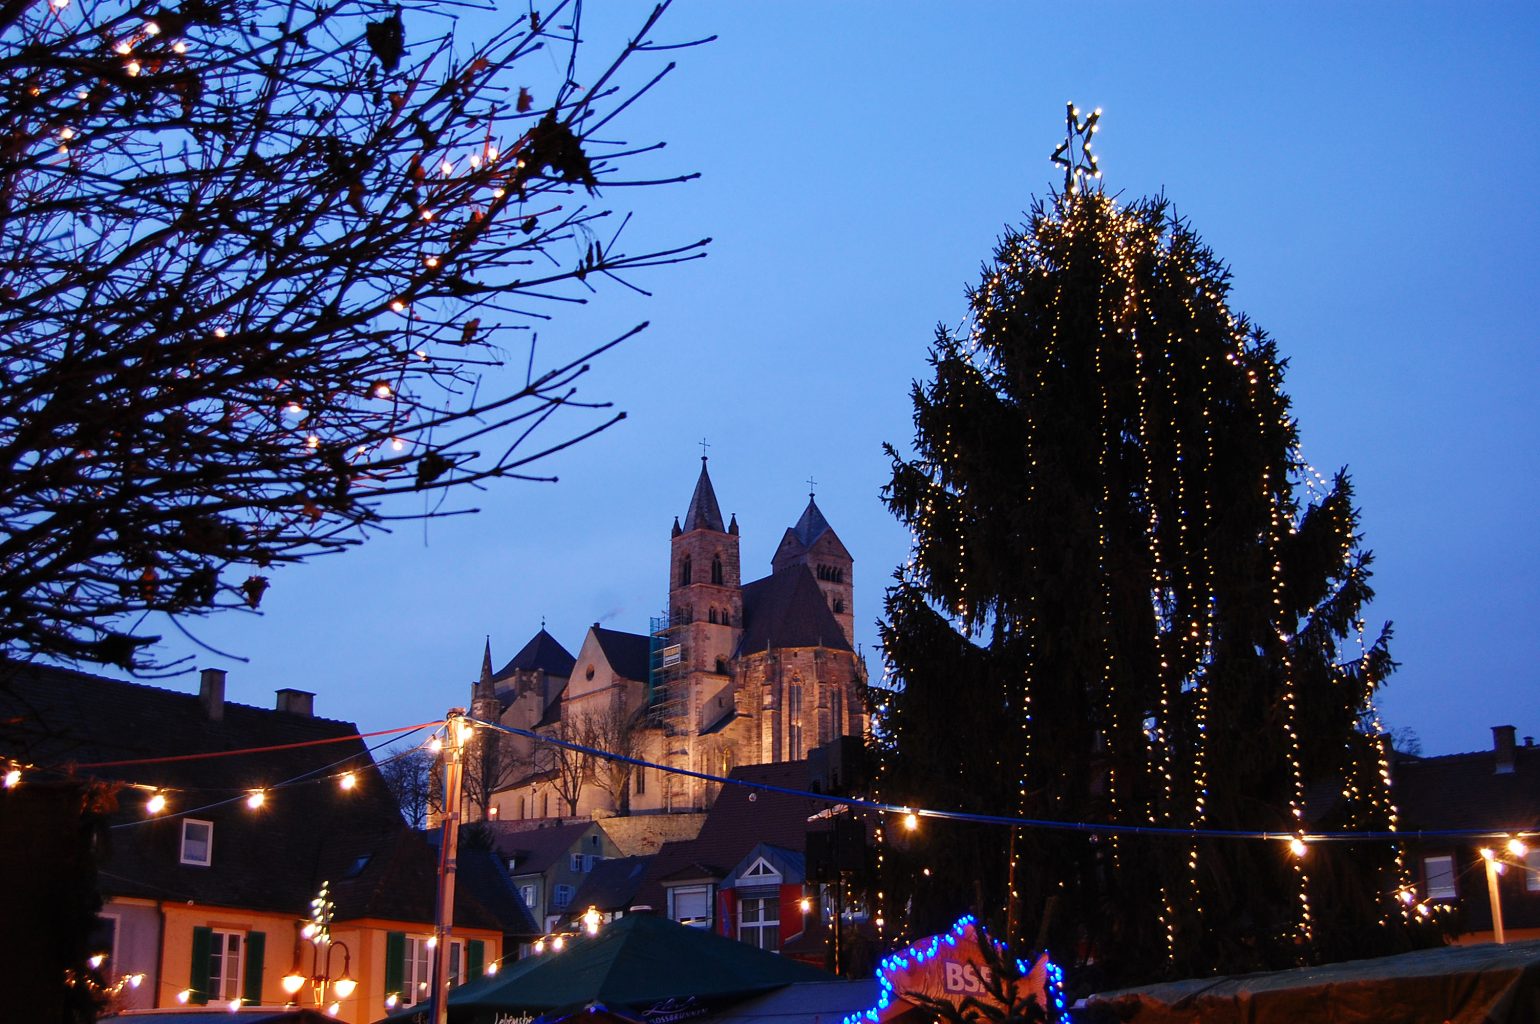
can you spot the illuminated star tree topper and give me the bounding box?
[1050,101,1103,194]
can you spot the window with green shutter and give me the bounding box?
[385,931,405,999]
[242,930,265,1005]
[466,940,484,981]
[188,926,212,1005]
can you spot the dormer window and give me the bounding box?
[181,819,213,866]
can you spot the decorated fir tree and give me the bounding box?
[873,107,1416,986]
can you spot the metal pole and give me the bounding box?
[432,709,467,1024]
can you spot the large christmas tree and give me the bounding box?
[874,114,1416,986]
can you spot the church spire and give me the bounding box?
[681,456,726,533]
[474,636,496,701]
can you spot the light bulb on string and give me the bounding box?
[246,790,266,810]
[146,792,167,815]
[339,772,356,791]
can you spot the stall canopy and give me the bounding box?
[388,914,832,1024]
[1086,940,1540,1024]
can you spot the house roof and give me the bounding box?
[487,820,600,876]
[424,833,541,937]
[0,661,497,929]
[738,566,852,655]
[634,760,824,911]
[1393,745,1540,832]
[569,855,653,913]
[592,627,652,683]
[494,629,576,682]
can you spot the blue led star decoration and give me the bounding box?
[1050,101,1102,194]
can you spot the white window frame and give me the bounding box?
[180,819,213,866]
[402,936,465,1007]
[207,929,243,1002]
[738,896,780,952]
[518,883,539,909]
[741,858,781,883]
[668,884,713,927]
[1424,854,1457,900]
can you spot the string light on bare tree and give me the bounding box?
[0,0,709,671]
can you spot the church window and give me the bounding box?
[635,765,646,795]
[541,793,549,818]
[711,556,723,584]
[787,683,804,760]
[715,657,728,674]
[680,557,692,585]
[833,597,844,614]
[709,608,717,624]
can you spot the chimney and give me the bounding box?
[1493,725,1517,775]
[275,688,315,716]
[199,668,226,721]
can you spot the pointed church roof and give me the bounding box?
[493,628,577,681]
[792,495,832,547]
[475,637,496,699]
[737,564,853,655]
[682,457,726,533]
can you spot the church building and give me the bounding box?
[469,458,867,820]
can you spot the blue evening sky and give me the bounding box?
[118,3,1538,757]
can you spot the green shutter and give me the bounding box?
[189,926,212,1005]
[466,940,484,982]
[384,931,405,997]
[242,930,265,1005]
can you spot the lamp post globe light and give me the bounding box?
[283,881,358,1008]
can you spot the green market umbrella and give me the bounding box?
[427,914,832,1024]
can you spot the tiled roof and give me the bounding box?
[593,627,652,683]
[0,661,487,928]
[634,760,823,911]
[737,566,852,655]
[486,820,597,876]
[424,832,541,936]
[494,629,577,681]
[569,855,653,913]
[1393,745,1540,832]
[682,458,726,534]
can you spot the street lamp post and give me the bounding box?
[282,882,357,1012]
[431,709,470,1024]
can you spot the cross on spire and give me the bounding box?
[806,475,817,499]
[698,437,711,461]
[1050,101,1103,195]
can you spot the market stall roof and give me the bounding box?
[708,979,881,1024]
[389,914,832,1024]
[1086,940,1540,1024]
[103,1009,338,1024]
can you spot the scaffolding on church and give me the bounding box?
[647,613,687,734]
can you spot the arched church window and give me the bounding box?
[709,607,718,624]
[711,556,723,585]
[680,556,692,585]
[833,597,844,614]
[715,657,728,674]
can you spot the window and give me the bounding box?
[832,597,844,614]
[635,765,646,795]
[180,819,212,866]
[711,557,723,585]
[401,937,467,1007]
[739,897,780,951]
[570,853,600,872]
[1527,850,1540,893]
[519,883,538,909]
[709,607,717,624]
[553,884,575,910]
[207,930,243,1002]
[787,683,804,760]
[668,885,712,927]
[1424,854,1457,899]
[680,557,692,585]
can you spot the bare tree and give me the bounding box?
[377,744,435,829]
[534,713,589,817]
[462,723,526,822]
[0,0,707,670]
[582,700,643,816]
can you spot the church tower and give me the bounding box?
[770,491,855,648]
[669,457,743,676]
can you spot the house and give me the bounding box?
[0,662,510,1022]
[563,855,653,927]
[483,819,621,934]
[1395,724,1540,942]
